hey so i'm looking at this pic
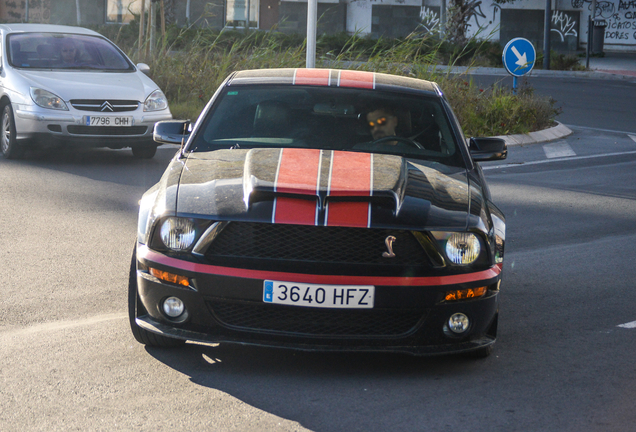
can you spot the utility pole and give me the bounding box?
[440,0,446,36]
[24,0,29,22]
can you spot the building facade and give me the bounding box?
[1,0,634,52]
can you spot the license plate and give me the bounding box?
[263,280,374,309]
[84,116,133,126]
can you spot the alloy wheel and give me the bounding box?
[1,109,10,154]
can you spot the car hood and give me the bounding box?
[16,69,155,101]
[172,148,476,231]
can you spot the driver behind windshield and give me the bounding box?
[367,107,398,142]
[59,39,80,65]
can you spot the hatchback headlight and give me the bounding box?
[160,217,196,251]
[30,88,68,110]
[445,232,481,264]
[144,89,168,112]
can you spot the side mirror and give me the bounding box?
[154,120,191,145]
[136,62,151,76]
[469,137,507,161]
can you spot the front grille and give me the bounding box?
[67,125,147,136]
[207,300,426,337]
[70,99,139,112]
[205,223,430,267]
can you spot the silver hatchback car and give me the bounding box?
[0,23,172,159]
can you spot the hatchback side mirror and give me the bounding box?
[154,120,191,145]
[469,137,508,161]
[136,63,151,76]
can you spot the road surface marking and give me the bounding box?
[618,321,636,329]
[565,125,636,135]
[482,150,636,170]
[1,313,126,338]
[543,143,576,159]
[628,134,636,143]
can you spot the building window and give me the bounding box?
[226,0,259,28]
[106,0,141,24]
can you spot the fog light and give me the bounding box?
[448,313,470,334]
[163,297,185,318]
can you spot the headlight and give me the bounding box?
[30,88,68,110]
[160,217,196,251]
[144,89,168,112]
[445,232,481,265]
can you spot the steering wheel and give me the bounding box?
[372,135,424,149]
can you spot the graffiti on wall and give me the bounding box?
[466,2,501,37]
[419,6,440,33]
[552,10,579,41]
[572,0,636,43]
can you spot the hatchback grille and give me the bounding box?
[67,125,147,136]
[207,300,426,337]
[205,222,430,267]
[70,99,139,112]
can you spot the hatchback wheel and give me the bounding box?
[1,104,24,159]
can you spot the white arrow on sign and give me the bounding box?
[511,46,528,68]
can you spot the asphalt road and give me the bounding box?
[468,74,636,133]
[2,77,636,431]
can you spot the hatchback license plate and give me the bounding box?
[263,280,374,309]
[84,116,133,126]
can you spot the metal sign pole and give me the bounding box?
[543,0,551,70]
[306,0,318,68]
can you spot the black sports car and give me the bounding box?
[129,68,507,357]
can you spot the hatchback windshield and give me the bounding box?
[8,32,134,71]
[189,85,466,167]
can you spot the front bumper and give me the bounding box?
[135,245,501,356]
[13,104,172,147]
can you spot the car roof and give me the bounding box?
[0,23,100,36]
[228,68,441,95]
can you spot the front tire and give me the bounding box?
[1,104,24,159]
[128,245,185,348]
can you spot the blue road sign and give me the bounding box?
[502,38,536,77]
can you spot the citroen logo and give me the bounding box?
[100,101,114,112]
[382,236,397,258]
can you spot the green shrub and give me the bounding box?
[95,25,560,136]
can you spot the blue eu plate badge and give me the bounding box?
[263,280,274,302]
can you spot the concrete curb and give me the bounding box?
[433,65,636,82]
[494,122,573,146]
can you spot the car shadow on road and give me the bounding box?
[2,145,178,188]
[144,342,493,431]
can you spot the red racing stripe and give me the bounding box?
[140,245,503,287]
[326,151,372,227]
[273,148,321,225]
[294,69,331,86]
[326,201,370,228]
[328,151,372,196]
[276,148,322,195]
[338,70,375,89]
[274,197,317,225]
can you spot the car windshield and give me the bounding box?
[188,85,466,167]
[7,32,134,71]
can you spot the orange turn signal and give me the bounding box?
[149,268,190,287]
[445,286,487,302]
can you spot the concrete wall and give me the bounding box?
[279,0,347,35]
[344,0,636,52]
